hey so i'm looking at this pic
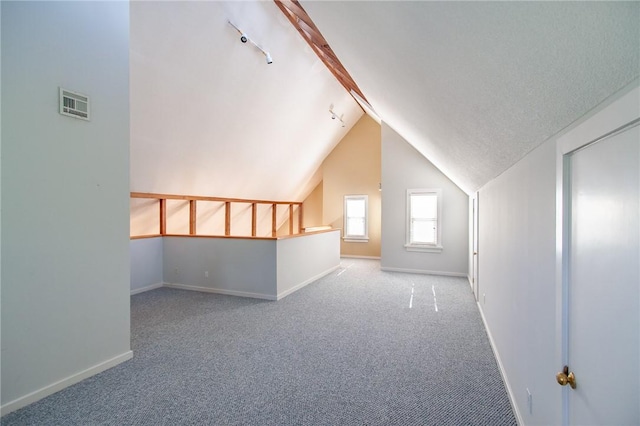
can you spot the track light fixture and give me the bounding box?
[329,104,345,127]
[228,21,273,65]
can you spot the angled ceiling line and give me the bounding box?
[309,45,357,86]
[279,0,326,43]
[274,0,369,105]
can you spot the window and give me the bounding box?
[405,189,442,252]
[344,195,368,242]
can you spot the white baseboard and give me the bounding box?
[130,282,163,295]
[1,350,133,416]
[477,303,524,426]
[160,266,342,301]
[163,283,276,300]
[340,255,381,260]
[277,265,341,300]
[380,266,467,277]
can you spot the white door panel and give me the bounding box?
[566,123,639,425]
[473,193,479,300]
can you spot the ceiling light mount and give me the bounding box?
[329,104,346,128]
[228,21,273,65]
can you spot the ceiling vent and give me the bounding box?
[59,87,90,121]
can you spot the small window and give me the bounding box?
[344,195,368,242]
[405,189,442,252]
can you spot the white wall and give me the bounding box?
[163,237,278,299]
[477,82,639,425]
[380,123,469,275]
[1,1,131,413]
[130,238,164,294]
[157,232,341,300]
[479,139,558,425]
[276,230,341,298]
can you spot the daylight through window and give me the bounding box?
[406,189,442,252]
[344,195,368,242]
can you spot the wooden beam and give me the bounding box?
[159,199,166,235]
[225,201,231,236]
[310,45,361,91]
[309,43,343,71]
[278,0,316,32]
[131,234,162,240]
[271,203,277,237]
[273,0,368,104]
[251,203,257,237]
[276,0,368,101]
[292,16,327,48]
[131,192,299,206]
[279,4,322,44]
[189,200,196,235]
[163,234,277,241]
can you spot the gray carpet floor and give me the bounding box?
[2,259,517,425]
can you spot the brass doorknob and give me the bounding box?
[556,366,577,389]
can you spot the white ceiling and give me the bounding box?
[303,1,640,193]
[130,1,363,201]
[131,1,639,199]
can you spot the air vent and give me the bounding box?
[59,88,90,121]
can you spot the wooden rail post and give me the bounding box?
[159,199,167,235]
[271,203,277,237]
[298,203,304,234]
[289,204,294,235]
[225,201,231,236]
[189,200,196,235]
[251,203,257,237]
[131,192,306,239]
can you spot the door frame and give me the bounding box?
[472,192,479,301]
[555,83,640,425]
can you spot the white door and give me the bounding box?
[563,122,639,425]
[472,193,479,300]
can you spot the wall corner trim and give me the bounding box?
[340,255,381,260]
[276,265,340,300]
[130,282,164,296]
[163,283,277,301]
[476,303,524,425]
[379,267,466,277]
[1,351,134,416]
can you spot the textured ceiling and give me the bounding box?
[302,1,640,193]
[130,1,363,201]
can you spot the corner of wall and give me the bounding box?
[322,114,382,258]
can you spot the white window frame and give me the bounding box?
[405,188,443,253]
[343,195,369,242]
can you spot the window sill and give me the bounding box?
[344,237,369,243]
[404,244,443,253]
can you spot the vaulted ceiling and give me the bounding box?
[303,1,640,193]
[273,0,368,105]
[130,1,363,202]
[131,1,639,199]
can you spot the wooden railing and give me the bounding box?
[131,192,303,239]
